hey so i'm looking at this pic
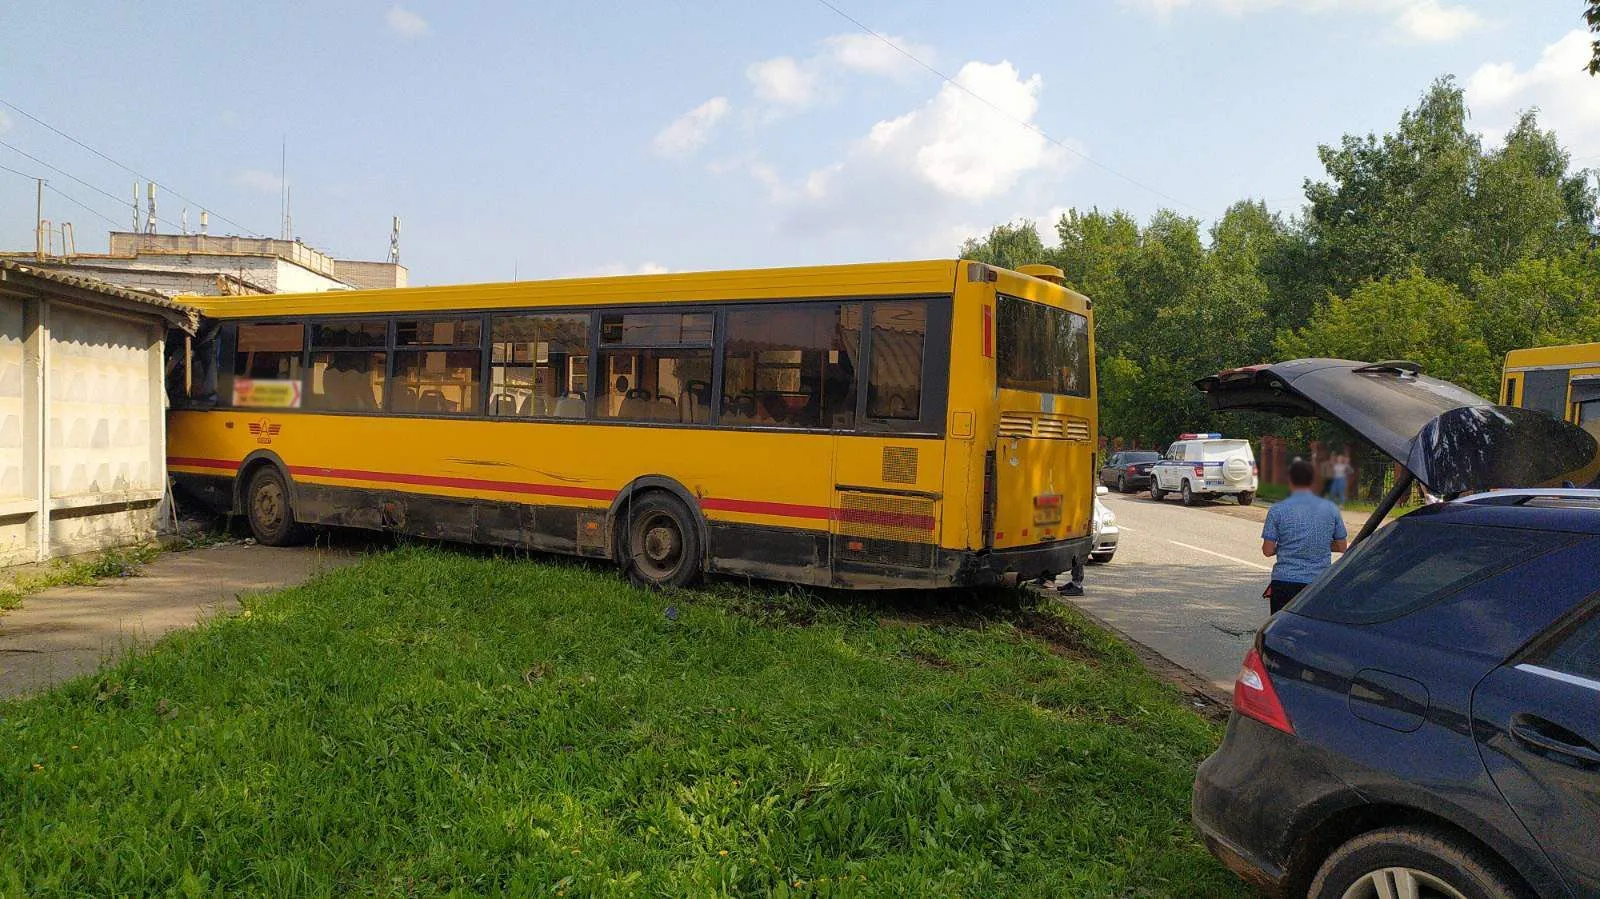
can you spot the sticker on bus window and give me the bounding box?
[233,378,303,409]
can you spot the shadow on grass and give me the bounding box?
[265,521,1116,668]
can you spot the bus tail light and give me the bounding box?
[981,305,993,359]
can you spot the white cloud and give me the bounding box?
[747,57,818,108]
[750,60,1075,250]
[652,97,731,157]
[821,33,933,80]
[1120,0,1482,43]
[385,5,430,38]
[1393,1,1479,42]
[233,168,284,194]
[1467,29,1600,153]
[744,32,936,112]
[566,262,671,278]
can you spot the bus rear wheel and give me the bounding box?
[245,466,308,546]
[619,492,702,590]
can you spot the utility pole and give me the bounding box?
[35,178,44,260]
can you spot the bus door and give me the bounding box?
[829,300,949,583]
[991,396,1091,553]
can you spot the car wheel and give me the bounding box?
[618,491,703,590]
[1181,481,1197,507]
[1150,479,1167,501]
[1308,825,1523,899]
[1237,490,1255,506]
[244,465,309,546]
[1116,476,1127,493]
[1089,551,1114,564]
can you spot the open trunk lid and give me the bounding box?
[1195,358,1600,495]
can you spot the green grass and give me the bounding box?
[0,548,1243,897]
[0,543,161,611]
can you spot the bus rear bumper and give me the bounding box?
[951,536,1094,587]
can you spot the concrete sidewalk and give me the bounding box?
[0,542,357,699]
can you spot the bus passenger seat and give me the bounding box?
[553,395,585,418]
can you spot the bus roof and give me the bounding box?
[179,259,1089,319]
[1505,342,1600,371]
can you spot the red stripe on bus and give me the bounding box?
[700,497,833,521]
[285,465,619,502]
[168,459,934,530]
[169,457,241,471]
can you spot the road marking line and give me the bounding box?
[1168,540,1273,572]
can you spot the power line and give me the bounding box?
[0,162,123,241]
[807,0,1212,218]
[0,137,186,232]
[0,97,265,237]
[45,183,123,230]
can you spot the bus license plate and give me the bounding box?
[1034,494,1062,525]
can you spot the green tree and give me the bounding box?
[958,220,1050,270]
[1588,0,1600,74]
[1471,252,1600,363]
[1277,269,1497,396]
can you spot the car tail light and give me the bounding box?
[1126,465,1138,474]
[1193,464,1205,479]
[1234,647,1293,734]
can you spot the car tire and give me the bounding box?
[1150,479,1167,501]
[1308,825,1524,899]
[1181,481,1197,507]
[1089,551,1114,564]
[1116,476,1127,493]
[244,465,309,547]
[1237,491,1255,506]
[617,491,703,590]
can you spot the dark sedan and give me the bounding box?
[1098,450,1160,493]
[1193,492,1600,898]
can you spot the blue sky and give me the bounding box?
[1,1,1596,285]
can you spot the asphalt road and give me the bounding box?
[1069,491,1364,694]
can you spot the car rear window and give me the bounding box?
[1293,522,1574,625]
[1125,452,1159,463]
[1199,440,1251,459]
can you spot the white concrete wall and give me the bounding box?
[0,295,164,566]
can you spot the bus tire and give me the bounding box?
[618,491,702,590]
[244,465,309,546]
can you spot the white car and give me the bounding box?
[1089,486,1118,563]
[1149,433,1258,506]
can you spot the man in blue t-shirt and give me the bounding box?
[1261,458,1348,614]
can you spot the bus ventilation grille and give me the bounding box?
[836,491,936,568]
[882,447,918,484]
[999,412,1091,442]
[999,412,1033,438]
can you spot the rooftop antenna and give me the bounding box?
[131,181,140,232]
[181,207,189,235]
[284,185,294,242]
[279,135,290,240]
[144,182,158,234]
[388,215,401,264]
[200,210,209,236]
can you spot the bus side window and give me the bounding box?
[864,301,926,421]
[596,312,712,425]
[166,320,222,407]
[721,303,858,431]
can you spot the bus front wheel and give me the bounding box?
[244,466,309,546]
[619,492,702,590]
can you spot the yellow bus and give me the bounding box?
[1501,342,1600,428]
[167,260,1097,590]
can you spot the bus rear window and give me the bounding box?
[996,294,1090,397]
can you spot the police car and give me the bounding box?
[1148,433,1258,506]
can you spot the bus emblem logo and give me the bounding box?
[247,419,282,445]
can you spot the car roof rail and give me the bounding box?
[1455,488,1600,507]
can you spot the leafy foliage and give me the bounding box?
[960,77,1600,447]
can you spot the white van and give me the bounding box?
[1149,433,1258,506]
